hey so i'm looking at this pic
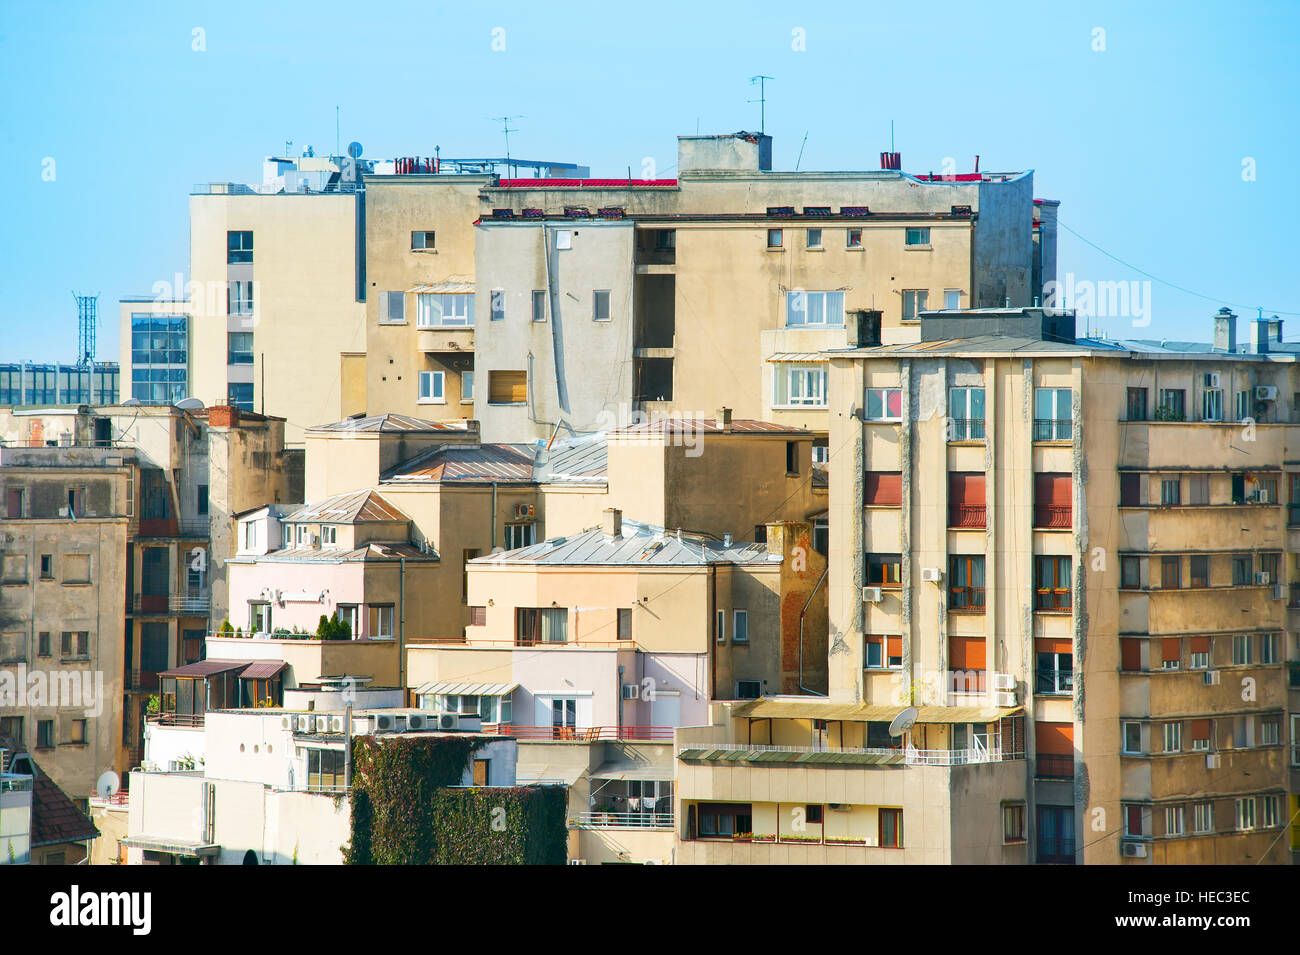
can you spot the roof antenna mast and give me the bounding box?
[749,75,773,134]
[490,115,524,177]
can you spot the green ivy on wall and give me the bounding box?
[429,786,567,865]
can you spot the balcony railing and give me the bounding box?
[479,724,675,741]
[1035,754,1075,779]
[179,519,210,538]
[949,418,985,441]
[572,811,673,829]
[949,587,986,611]
[1033,418,1072,442]
[146,713,205,728]
[678,741,1025,766]
[1035,670,1074,695]
[171,594,211,614]
[1034,504,1072,529]
[949,504,986,529]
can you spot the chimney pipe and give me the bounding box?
[1212,308,1237,353]
[1253,317,1270,354]
[602,507,622,538]
[1269,315,1283,343]
[717,407,732,432]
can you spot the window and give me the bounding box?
[1122,722,1143,754]
[1190,636,1211,670]
[1189,555,1209,588]
[1003,803,1026,843]
[410,230,435,250]
[1037,806,1075,863]
[468,606,486,627]
[733,609,749,643]
[228,383,253,411]
[846,228,862,248]
[949,387,985,440]
[773,363,828,407]
[1202,389,1224,422]
[1034,473,1071,528]
[697,803,754,837]
[531,290,547,323]
[337,604,359,637]
[1121,556,1142,589]
[1235,798,1257,831]
[197,485,209,516]
[865,635,902,670]
[1165,806,1185,837]
[593,290,612,322]
[481,290,504,324]
[515,607,567,646]
[1160,478,1181,506]
[949,555,986,610]
[488,370,527,405]
[1235,390,1251,420]
[380,291,406,323]
[472,759,490,786]
[786,441,799,475]
[944,289,961,310]
[617,608,632,641]
[227,230,253,264]
[864,471,902,506]
[37,632,50,657]
[901,289,928,320]
[228,280,254,315]
[1261,717,1280,746]
[905,227,930,247]
[804,228,823,249]
[867,554,902,587]
[1189,473,1210,505]
[1157,388,1185,421]
[1263,795,1280,827]
[949,472,985,528]
[1126,387,1148,421]
[5,487,23,518]
[767,228,783,249]
[503,523,536,550]
[654,230,675,250]
[1260,632,1279,664]
[1036,644,1073,694]
[864,387,902,421]
[368,604,394,639]
[715,609,725,644]
[249,602,271,634]
[1189,718,1211,750]
[1231,634,1251,666]
[1123,805,1148,838]
[0,716,22,743]
[1120,473,1142,507]
[67,487,86,518]
[1163,722,1182,753]
[1232,553,1252,586]
[1035,556,1072,611]
[418,370,445,404]
[227,332,254,364]
[37,720,54,749]
[1160,556,1181,589]
[417,293,474,328]
[1034,388,1072,440]
[878,808,903,848]
[39,554,52,580]
[785,290,845,327]
[1192,802,1214,834]
[307,748,345,791]
[62,554,90,584]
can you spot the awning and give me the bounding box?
[414,681,517,698]
[239,661,287,680]
[766,352,830,363]
[159,660,250,680]
[590,761,675,781]
[120,835,220,858]
[408,282,476,295]
[515,764,585,787]
[732,698,1021,724]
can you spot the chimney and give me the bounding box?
[1253,317,1270,354]
[723,532,733,547]
[1269,315,1283,344]
[602,507,622,538]
[208,404,240,428]
[716,407,732,432]
[1212,308,1237,353]
[880,152,901,170]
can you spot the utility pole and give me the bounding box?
[749,75,773,134]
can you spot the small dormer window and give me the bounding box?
[321,526,337,545]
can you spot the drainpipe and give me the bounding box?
[398,558,407,703]
[617,664,624,737]
[343,701,353,791]
[798,564,830,696]
[490,482,498,551]
[709,566,717,700]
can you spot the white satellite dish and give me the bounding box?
[95,770,120,799]
[175,396,205,411]
[888,707,919,738]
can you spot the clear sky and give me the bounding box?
[2,0,1297,362]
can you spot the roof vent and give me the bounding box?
[723,532,733,547]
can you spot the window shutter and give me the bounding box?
[1190,719,1212,742]
[1035,720,1073,755]
[1036,637,1072,655]
[865,472,902,506]
[1121,638,1142,671]
[885,636,902,660]
[949,636,986,670]
[1162,638,1181,663]
[490,371,527,404]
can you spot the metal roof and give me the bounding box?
[285,489,409,525]
[256,541,436,563]
[413,681,518,698]
[612,418,809,436]
[239,661,288,680]
[308,414,474,434]
[159,659,250,679]
[386,435,607,485]
[590,761,675,781]
[475,520,780,567]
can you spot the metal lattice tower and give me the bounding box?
[73,293,98,366]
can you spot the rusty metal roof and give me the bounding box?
[285,489,409,524]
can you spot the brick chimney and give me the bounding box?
[208,405,240,428]
[716,407,732,432]
[602,507,622,538]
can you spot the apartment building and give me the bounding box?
[0,744,100,865]
[815,305,1298,865]
[0,361,119,407]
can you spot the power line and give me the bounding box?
[1057,220,1300,317]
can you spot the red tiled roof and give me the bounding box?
[32,769,99,847]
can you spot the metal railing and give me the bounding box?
[146,713,205,728]
[1035,754,1075,779]
[949,587,986,611]
[1034,504,1072,529]
[573,811,673,829]
[0,775,33,793]
[678,741,1025,765]
[171,594,211,614]
[949,418,985,441]
[179,519,210,537]
[480,724,675,742]
[949,504,986,528]
[1033,418,1072,441]
[1035,670,1074,694]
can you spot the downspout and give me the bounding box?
[399,558,406,703]
[709,565,717,701]
[490,482,498,550]
[617,664,624,737]
[798,563,830,696]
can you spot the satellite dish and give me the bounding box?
[888,707,919,738]
[121,398,142,406]
[175,397,205,411]
[347,141,363,159]
[96,770,120,799]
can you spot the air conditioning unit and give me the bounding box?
[1204,373,1221,388]
[1254,571,1271,585]
[995,690,1018,707]
[436,713,481,732]
[1255,490,1271,504]
[621,683,641,700]
[393,715,408,733]
[1121,842,1148,859]
[280,716,294,732]
[1203,670,1221,686]
[1256,385,1278,401]
[296,715,313,733]
[993,672,1015,691]
[862,586,883,602]
[1206,753,1221,769]
[309,533,320,549]
[407,714,428,731]
[1273,584,1285,601]
[330,715,345,733]
[827,803,850,812]
[315,715,331,733]
[513,503,535,520]
[374,713,397,733]
[920,567,942,583]
[438,713,462,731]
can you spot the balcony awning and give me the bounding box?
[159,660,250,680]
[766,352,829,363]
[732,699,1021,724]
[590,761,675,781]
[119,835,220,858]
[408,282,476,295]
[515,764,585,786]
[413,681,517,698]
[239,661,288,680]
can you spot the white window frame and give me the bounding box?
[337,604,359,637]
[1235,390,1251,420]
[1122,721,1143,755]
[593,290,612,322]
[785,290,845,328]
[1192,801,1214,834]
[417,293,474,328]
[732,609,749,644]
[905,227,930,247]
[901,289,928,320]
[461,370,475,403]
[1235,797,1257,831]
[410,230,435,251]
[418,370,446,404]
[1163,721,1182,753]
[1262,795,1279,828]
[531,290,547,323]
[1260,632,1278,664]
[1202,388,1224,422]
[773,362,828,408]
[504,522,536,550]
[1260,717,1280,746]
[943,289,962,310]
[1164,805,1185,836]
[805,228,822,249]
[864,387,902,422]
[1232,634,1252,666]
[379,291,406,324]
[368,604,394,639]
[321,526,337,545]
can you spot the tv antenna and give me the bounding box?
[748,75,773,134]
[490,115,524,175]
[795,131,809,171]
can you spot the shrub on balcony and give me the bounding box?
[218,619,234,635]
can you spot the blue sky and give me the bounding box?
[2,0,1297,361]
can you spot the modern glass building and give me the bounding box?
[130,314,189,404]
[0,362,119,405]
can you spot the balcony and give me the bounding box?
[1033,418,1072,442]
[1290,584,1300,610]
[1034,505,1071,529]
[179,519,209,539]
[676,741,1024,767]
[572,811,673,830]
[125,670,160,692]
[146,712,205,728]
[479,724,675,742]
[417,327,475,354]
[131,593,211,616]
[949,504,986,529]
[949,418,985,442]
[1035,754,1075,779]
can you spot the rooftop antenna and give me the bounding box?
[284,139,293,158]
[795,131,809,171]
[748,75,773,134]
[335,106,340,157]
[72,292,98,366]
[890,120,895,153]
[490,115,524,177]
